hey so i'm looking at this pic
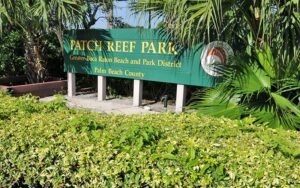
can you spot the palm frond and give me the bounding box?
[190,44,300,130]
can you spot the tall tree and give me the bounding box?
[81,0,114,29]
[98,0,114,28]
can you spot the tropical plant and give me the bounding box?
[190,45,300,129]
[0,0,84,83]
[132,0,300,129]
[0,29,26,77]
[132,0,300,51]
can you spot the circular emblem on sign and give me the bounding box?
[201,41,234,77]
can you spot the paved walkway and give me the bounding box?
[40,93,175,115]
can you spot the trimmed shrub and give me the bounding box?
[0,94,299,187]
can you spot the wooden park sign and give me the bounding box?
[63,29,224,112]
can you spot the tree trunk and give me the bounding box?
[54,28,64,54]
[24,33,47,83]
[107,6,113,29]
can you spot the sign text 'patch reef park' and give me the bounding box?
[64,29,216,87]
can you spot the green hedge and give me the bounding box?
[0,93,299,187]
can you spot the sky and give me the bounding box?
[93,1,160,29]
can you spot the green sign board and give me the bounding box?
[64,29,216,87]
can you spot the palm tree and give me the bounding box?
[0,0,84,83]
[190,45,300,129]
[132,0,300,129]
[132,0,300,53]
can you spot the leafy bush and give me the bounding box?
[0,94,299,187]
[0,30,26,76]
[191,45,300,130]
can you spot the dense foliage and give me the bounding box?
[0,29,25,76]
[0,0,84,82]
[132,0,300,129]
[0,93,299,187]
[0,29,65,79]
[132,0,300,52]
[191,45,300,130]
